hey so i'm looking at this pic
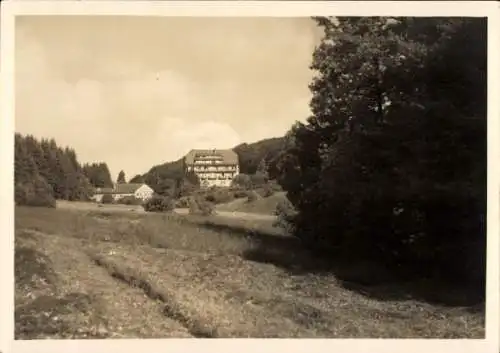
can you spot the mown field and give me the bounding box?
[14,204,485,339]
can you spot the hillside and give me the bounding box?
[233,137,286,175]
[132,136,286,196]
[215,191,288,216]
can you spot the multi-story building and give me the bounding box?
[184,149,240,188]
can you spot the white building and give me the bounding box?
[184,149,240,188]
[91,183,154,202]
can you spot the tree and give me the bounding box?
[129,174,144,184]
[278,17,486,288]
[117,170,127,184]
[232,173,252,189]
[143,195,174,212]
[15,133,97,206]
[82,162,114,188]
[233,138,286,175]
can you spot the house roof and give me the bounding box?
[95,183,149,195]
[184,149,239,165]
[114,183,148,194]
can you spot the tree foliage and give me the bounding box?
[143,195,174,213]
[82,162,113,188]
[233,137,286,175]
[15,134,94,207]
[129,174,145,184]
[277,17,486,288]
[116,170,127,184]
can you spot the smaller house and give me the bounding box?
[91,183,154,203]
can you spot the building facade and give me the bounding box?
[91,183,154,202]
[184,149,240,188]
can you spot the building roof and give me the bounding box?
[95,187,114,194]
[95,183,149,195]
[114,183,148,194]
[184,149,239,165]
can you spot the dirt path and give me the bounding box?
[174,208,276,222]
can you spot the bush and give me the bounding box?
[214,189,234,204]
[205,194,216,203]
[203,188,234,204]
[15,177,56,208]
[250,172,268,187]
[268,180,283,192]
[117,196,143,205]
[233,190,248,199]
[258,185,274,198]
[143,195,174,213]
[273,197,297,233]
[246,190,261,203]
[189,197,215,216]
[175,196,192,208]
[232,174,252,189]
[101,194,114,204]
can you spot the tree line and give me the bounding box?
[273,17,486,293]
[15,133,115,207]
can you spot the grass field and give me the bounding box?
[215,191,288,215]
[15,204,485,339]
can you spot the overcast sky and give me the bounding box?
[15,16,322,179]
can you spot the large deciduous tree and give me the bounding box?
[277,17,486,288]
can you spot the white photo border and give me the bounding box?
[1,2,498,353]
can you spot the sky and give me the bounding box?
[15,16,323,180]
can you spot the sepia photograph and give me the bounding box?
[2,1,499,352]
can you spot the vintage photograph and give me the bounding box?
[13,14,487,339]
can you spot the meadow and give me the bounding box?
[15,203,485,339]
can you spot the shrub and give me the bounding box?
[232,174,252,189]
[15,177,56,208]
[205,194,216,203]
[250,172,268,187]
[117,196,143,205]
[233,190,248,199]
[143,195,174,213]
[202,188,234,204]
[268,180,283,192]
[214,189,234,204]
[101,194,114,204]
[273,197,297,234]
[246,190,261,203]
[259,185,275,198]
[189,197,215,216]
[175,196,192,208]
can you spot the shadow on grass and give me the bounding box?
[15,245,58,289]
[15,292,109,339]
[15,235,109,339]
[194,221,484,308]
[15,230,55,289]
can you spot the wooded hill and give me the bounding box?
[129,136,286,196]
